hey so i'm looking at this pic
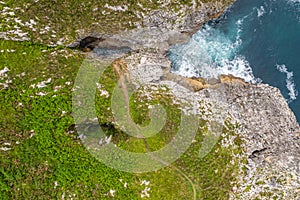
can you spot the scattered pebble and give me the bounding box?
[0,147,11,151]
[109,189,116,197]
[54,181,58,189]
[141,187,150,198]
[0,67,9,77]
[36,92,47,96]
[141,180,150,186]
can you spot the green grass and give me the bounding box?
[0,39,244,199]
[0,0,241,198]
[0,0,235,45]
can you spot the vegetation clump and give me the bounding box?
[0,0,243,199]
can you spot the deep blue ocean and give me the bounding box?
[169,0,300,122]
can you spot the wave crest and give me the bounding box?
[168,22,258,83]
[276,64,298,102]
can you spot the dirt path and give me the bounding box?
[112,60,198,200]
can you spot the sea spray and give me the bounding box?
[168,0,300,121]
[276,64,298,102]
[168,22,257,83]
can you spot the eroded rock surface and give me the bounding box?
[3,0,299,198]
[121,49,300,199]
[84,9,300,195]
[70,0,300,198]
[70,1,235,53]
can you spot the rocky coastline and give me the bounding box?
[2,0,299,198]
[0,0,300,199]
[74,0,300,198]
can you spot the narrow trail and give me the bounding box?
[112,60,198,200]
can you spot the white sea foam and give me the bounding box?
[276,64,298,102]
[287,0,300,22]
[289,0,300,3]
[257,6,266,18]
[169,21,258,83]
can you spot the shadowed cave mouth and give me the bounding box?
[74,36,132,56]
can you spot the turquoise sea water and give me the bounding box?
[169,0,300,121]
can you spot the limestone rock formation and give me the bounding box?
[122,49,300,199]
[73,0,300,198]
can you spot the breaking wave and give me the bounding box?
[287,0,300,22]
[276,64,298,102]
[257,6,266,18]
[288,0,300,3]
[168,0,300,113]
[168,19,258,83]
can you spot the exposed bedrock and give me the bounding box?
[71,1,234,53]
[74,0,300,198]
[122,50,300,168]
[122,49,300,198]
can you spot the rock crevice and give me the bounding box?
[76,0,300,198]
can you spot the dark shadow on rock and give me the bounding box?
[78,36,106,52]
[93,46,131,56]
